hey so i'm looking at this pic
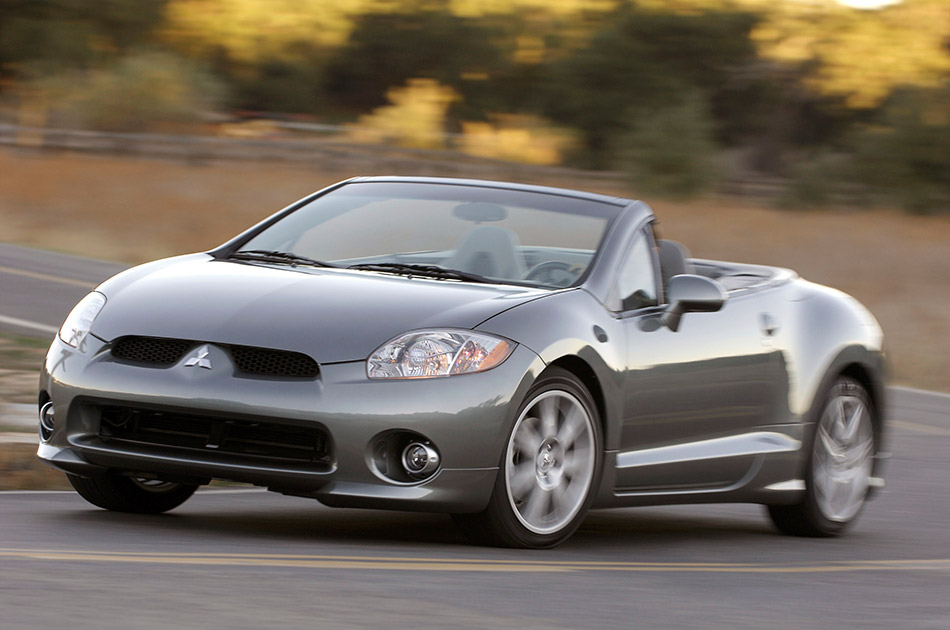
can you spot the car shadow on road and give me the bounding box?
[48,495,782,552]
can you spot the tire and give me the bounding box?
[768,376,876,537]
[67,473,198,514]
[454,367,603,548]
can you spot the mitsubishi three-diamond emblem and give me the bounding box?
[184,345,213,370]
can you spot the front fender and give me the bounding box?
[475,289,626,451]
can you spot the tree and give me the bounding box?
[540,5,762,168]
[325,7,513,118]
[852,85,950,214]
[0,0,167,78]
[617,91,720,197]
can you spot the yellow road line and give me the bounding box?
[1,549,947,574]
[0,265,97,289]
[892,420,950,437]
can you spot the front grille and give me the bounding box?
[229,344,320,378]
[99,406,331,463]
[113,336,194,366]
[110,336,319,379]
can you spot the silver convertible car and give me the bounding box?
[38,177,886,548]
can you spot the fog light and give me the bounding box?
[39,402,55,442]
[368,431,442,484]
[402,442,440,478]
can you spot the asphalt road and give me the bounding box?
[0,243,128,337]
[1,245,948,629]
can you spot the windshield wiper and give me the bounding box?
[347,262,491,283]
[227,249,336,268]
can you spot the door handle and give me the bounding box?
[760,313,779,337]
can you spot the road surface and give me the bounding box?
[1,245,947,629]
[0,243,128,337]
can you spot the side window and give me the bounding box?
[614,230,658,311]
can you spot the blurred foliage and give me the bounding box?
[348,78,456,149]
[1,0,949,207]
[617,91,719,197]
[0,0,168,75]
[460,115,578,165]
[778,151,847,210]
[750,0,950,109]
[37,51,227,132]
[540,4,763,168]
[851,85,950,214]
[325,8,514,116]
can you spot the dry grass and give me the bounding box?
[0,335,47,404]
[0,444,72,490]
[1,149,947,391]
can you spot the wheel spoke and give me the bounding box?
[814,459,835,501]
[842,437,874,468]
[842,400,865,442]
[833,397,847,435]
[556,405,584,449]
[513,419,543,457]
[817,425,840,458]
[550,483,568,523]
[537,396,559,439]
[522,486,549,524]
[509,461,536,500]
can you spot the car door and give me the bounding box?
[612,227,783,493]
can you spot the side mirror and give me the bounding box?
[661,274,726,332]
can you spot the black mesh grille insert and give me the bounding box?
[99,406,331,463]
[110,336,319,378]
[112,336,194,366]
[229,345,320,378]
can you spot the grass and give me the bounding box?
[0,334,47,404]
[0,443,73,490]
[0,148,947,394]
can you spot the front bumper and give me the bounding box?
[38,335,544,513]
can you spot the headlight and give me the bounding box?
[58,291,107,348]
[368,329,515,379]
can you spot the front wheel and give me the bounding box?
[454,367,602,548]
[67,473,198,514]
[768,376,876,536]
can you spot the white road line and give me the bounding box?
[891,420,950,437]
[0,490,76,495]
[0,314,57,335]
[0,264,98,288]
[891,386,950,401]
[0,488,268,495]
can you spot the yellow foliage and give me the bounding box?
[630,0,950,109]
[161,0,389,65]
[348,79,457,149]
[447,0,615,18]
[160,0,950,111]
[460,115,577,165]
[750,0,950,108]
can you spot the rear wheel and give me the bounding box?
[454,367,602,548]
[768,376,875,536]
[67,473,198,514]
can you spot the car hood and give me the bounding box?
[92,255,549,363]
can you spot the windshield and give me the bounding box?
[238,181,620,288]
